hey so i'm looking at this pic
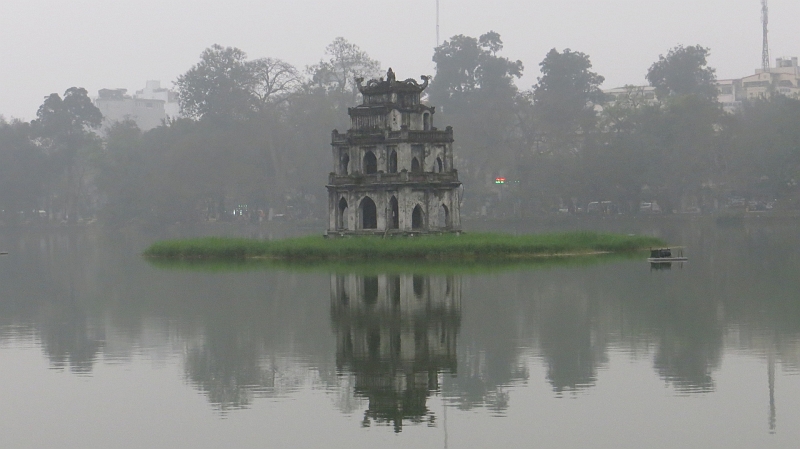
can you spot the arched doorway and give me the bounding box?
[337,197,348,230]
[434,157,443,173]
[363,151,377,174]
[388,150,398,173]
[411,204,424,230]
[423,112,431,131]
[411,157,421,173]
[439,204,450,228]
[340,152,349,175]
[389,196,399,229]
[360,197,377,229]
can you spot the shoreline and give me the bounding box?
[142,232,665,262]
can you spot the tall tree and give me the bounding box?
[532,48,605,154]
[95,119,150,226]
[646,45,718,102]
[726,96,800,198]
[175,45,258,121]
[429,32,524,203]
[31,87,102,222]
[307,37,381,109]
[34,87,103,139]
[0,119,47,223]
[249,57,303,109]
[429,32,523,105]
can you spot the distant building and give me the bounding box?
[94,81,180,132]
[715,78,741,112]
[135,80,180,119]
[603,85,657,105]
[603,57,800,114]
[740,57,800,100]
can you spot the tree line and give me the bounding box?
[1,35,798,227]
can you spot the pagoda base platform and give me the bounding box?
[324,229,462,239]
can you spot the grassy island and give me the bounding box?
[143,232,664,262]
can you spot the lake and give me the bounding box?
[1,217,798,448]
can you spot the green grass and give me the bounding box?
[143,232,664,263]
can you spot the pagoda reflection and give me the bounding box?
[330,273,461,432]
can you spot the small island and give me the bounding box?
[143,232,664,261]
[143,69,663,264]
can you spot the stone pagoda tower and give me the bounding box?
[326,68,461,236]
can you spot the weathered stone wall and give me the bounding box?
[327,184,461,233]
[326,71,460,236]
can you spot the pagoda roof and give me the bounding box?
[357,68,430,95]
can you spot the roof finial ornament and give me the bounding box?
[420,75,430,90]
[387,68,396,84]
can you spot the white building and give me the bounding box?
[739,57,800,101]
[134,80,180,119]
[603,85,657,106]
[603,57,800,114]
[94,81,180,133]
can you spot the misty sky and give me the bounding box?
[2,0,797,120]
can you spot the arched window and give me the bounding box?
[363,151,377,174]
[388,149,398,173]
[360,197,377,229]
[412,204,424,229]
[340,152,349,175]
[411,157,421,173]
[389,196,399,229]
[423,112,431,131]
[337,197,348,230]
[434,157,443,173]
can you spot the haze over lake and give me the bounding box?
[1,217,798,448]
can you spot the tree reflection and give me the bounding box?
[3,220,800,431]
[650,299,722,393]
[538,289,606,392]
[184,327,269,410]
[0,231,105,374]
[38,293,104,374]
[330,273,460,432]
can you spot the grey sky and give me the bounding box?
[2,0,797,120]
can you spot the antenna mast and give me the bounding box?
[762,0,770,71]
[436,0,440,47]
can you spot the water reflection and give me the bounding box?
[650,297,723,393]
[537,287,606,392]
[2,220,800,442]
[39,289,105,374]
[330,273,460,432]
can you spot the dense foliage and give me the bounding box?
[0,36,798,227]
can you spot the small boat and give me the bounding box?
[648,248,687,263]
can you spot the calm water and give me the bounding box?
[1,218,799,448]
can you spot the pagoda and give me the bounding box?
[326,68,461,236]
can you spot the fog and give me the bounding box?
[2,0,798,119]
